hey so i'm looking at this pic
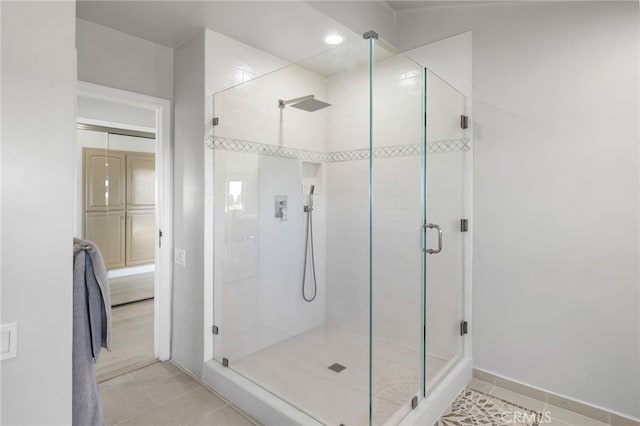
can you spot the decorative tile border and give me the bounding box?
[206,135,470,162]
[430,138,472,154]
[207,136,329,162]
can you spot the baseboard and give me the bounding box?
[473,368,640,426]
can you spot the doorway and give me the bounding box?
[75,82,172,380]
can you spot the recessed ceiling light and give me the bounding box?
[323,34,344,45]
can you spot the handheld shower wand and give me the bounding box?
[302,185,317,302]
[305,184,315,212]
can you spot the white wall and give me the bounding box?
[1,1,76,424]
[397,1,640,418]
[78,97,156,129]
[76,18,173,100]
[172,30,206,377]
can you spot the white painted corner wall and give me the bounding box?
[76,18,174,100]
[1,1,77,424]
[397,1,639,418]
[172,30,207,377]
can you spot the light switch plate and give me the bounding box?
[174,248,186,266]
[1,323,17,360]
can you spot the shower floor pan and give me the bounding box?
[206,323,453,425]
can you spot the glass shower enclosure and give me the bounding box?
[209,33,470,425]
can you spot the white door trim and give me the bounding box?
[77,81,172,360]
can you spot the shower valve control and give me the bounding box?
[275,196,287,221]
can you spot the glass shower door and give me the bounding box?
[369,36,426,425]
[424,69,469,390]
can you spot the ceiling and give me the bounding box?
[76,1,362,63]
[385,1,506,11]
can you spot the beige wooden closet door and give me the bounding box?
[125,211,155,266]
[85,211,126,269]
[84,148,126,211]
[126,153,155,210]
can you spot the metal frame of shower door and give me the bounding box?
[421,67,428,400]
[77,81,173,361]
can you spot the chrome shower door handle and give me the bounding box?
[424,223,443,254]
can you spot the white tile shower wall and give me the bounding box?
[207,29,470,375]
[206,30,329,360]
[371,155,423,353]
[257,156,326,341]
[213,151,260,360]
[325,161,370,334]
[213,151,327,360]
[213,64,328,153]
[204,30,296,359]
[325,54,424,152]
[326,63,369,153]
[325,54,425,352]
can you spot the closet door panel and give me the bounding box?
[126,211,155,266]
[84,148,126,211]
[126,154,155,210]
[85,211,125,269]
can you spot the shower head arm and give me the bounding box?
[278,95,315,109]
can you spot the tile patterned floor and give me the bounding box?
[462,378,612,426]
[99,361,256,426]
[438,387,540,426]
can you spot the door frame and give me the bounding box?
[77,81,172,360]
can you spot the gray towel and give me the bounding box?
[72,238,112,426]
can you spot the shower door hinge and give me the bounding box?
[460,115,469,129]
[222,357,229,367]
[460,219,469,232]
[411,396,418,409]
[212,325,219,335]
[212,117,219,126]
[158,229,163,248]
[460,320,469,336]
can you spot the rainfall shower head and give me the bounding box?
[278,95,331,112]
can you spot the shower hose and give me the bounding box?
[302,207,317,302]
